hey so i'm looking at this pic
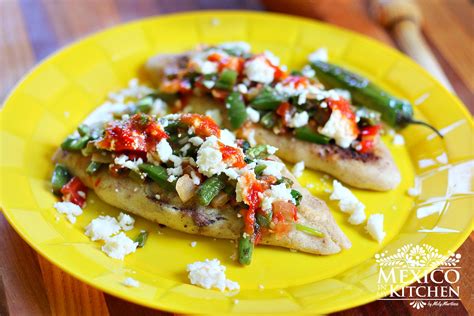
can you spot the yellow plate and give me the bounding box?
[1,11,473,314]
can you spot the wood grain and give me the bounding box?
[0,0,472,315]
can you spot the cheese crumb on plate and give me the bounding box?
[123,277,140,288]
[187,259,240,292]
[54,201,83,224]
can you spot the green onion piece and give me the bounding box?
[51,164,71,194]
[134,231,148,248]
[245,144,269,160]
[135,96,154,113]
[250,87,284,110]
[291,189,303,206]
[295,223,324,238]
[256,211,272,228]
[138,163,175,191]
[77,124,91,137]
[61,135,90,151]
[148,92,177,104]
[226,91,247,129]
[128,169,145,183]
[215,69,238,91]
[254,164,267,176]
[260,111,277,129]
[86,161,102,175]
[276,176,293,188]
[294,127,330,145]
[197,175,226,206]
[238,235,254,265]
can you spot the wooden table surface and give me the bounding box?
[1,0,472,315]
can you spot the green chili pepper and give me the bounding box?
[238,235,254,265]
[291,189,303,206]
[256,211,272,228]
[215,69,238,91]
[197,175,226,206]
[250,87,285,110]
[134,231,149,248]
[138,163,175,191]
[260,111,277,129]
[276,176,293,188]
[148,92,178,104]
[51,164,71,194]
[61,135,90,151]
[77,124,91,137]
[245,144,270,160]
[86,161,102,175]
[254,164,267,176]
[295,223,324,238]
[226,91,247,129]
[310,61,442,136]
[294,127,330,145]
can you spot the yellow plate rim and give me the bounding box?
[1,10,473,314]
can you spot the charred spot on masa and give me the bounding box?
[322,144,379,162]
[182,208,220,227]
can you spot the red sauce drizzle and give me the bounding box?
[181,113,221,138]
[60,177,88,207]
[96,114,168,153]
[359,125,381,153]
[219,144,246,168]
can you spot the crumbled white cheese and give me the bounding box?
[190,241,197,247]
[235,172,253,203]
[407,187,420,197]
[223,167,240,180]
[205,109,223,126]
[190,57,218,75]
[247,129,257,146]
[330,180,366,225]
[257,159,285,178]
[297,92,307,105]
[85,215,121,241]
[54,201,83,224]
[102,232,138,260]
[306,183,314,189]
[218,41,251,55]
[301,65,316,78]
[263,50,280,66]
[292,161,305,178]
[123,277,140,288]
[190,170,201,185]
[319,110,358,148]
[149,99,168,116]
[267,145,278,155]
[156,139,173,162]
[244,57,275,84]
[261,183,294,212]
[288,111,309,128]
[180,143,191,154]
[392,134,405,145]
[114,155,143,172]
[366,214,385,243]
[196,136,227,177]
[189,136,204,146]
[246,107,260,123]
[220,129,236,146]
[308,47,328,63]
[117,212,135,231]
[333,89,351,101]
[237,83,248,94]
[187,259,240,292]
[202,80,215,89]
